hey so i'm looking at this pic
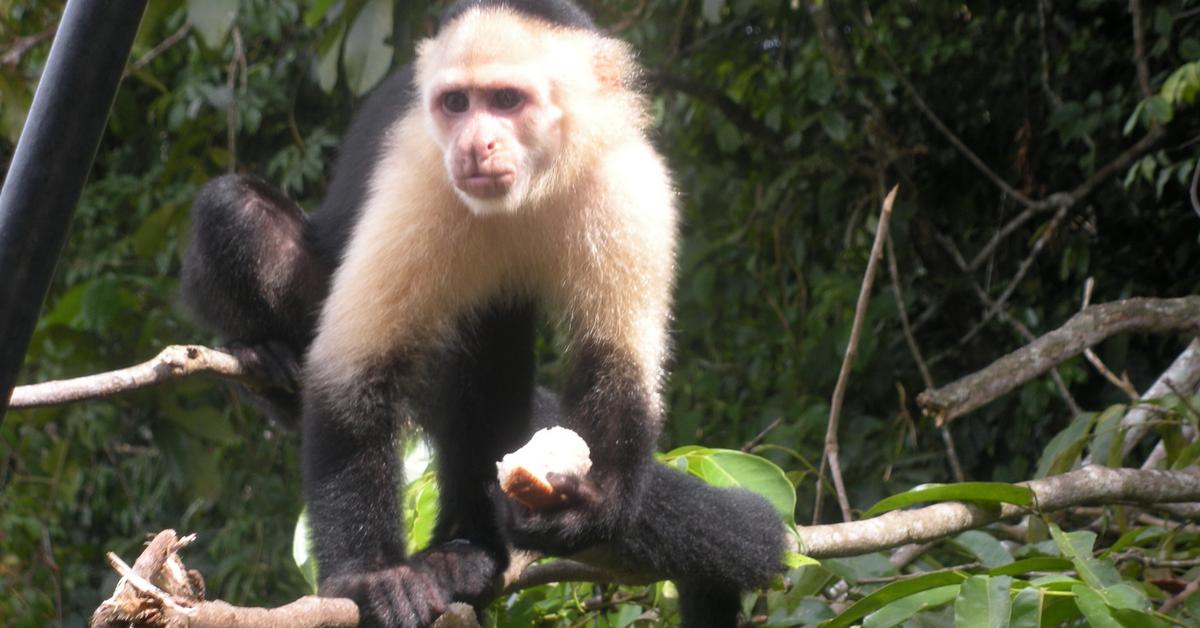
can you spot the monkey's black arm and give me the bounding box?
[300,366,457,628]
[302,371,409,577]
[500,344,660,554]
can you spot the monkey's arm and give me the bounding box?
[497,343,662,554]
[302,362,503,628]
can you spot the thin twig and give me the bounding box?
[1114,551,1200,569]
[225,27,246,173]
[931,234,1083,417]
[962,126,1162,273]
[950,203,1072,353]
[1130,0,1152,100]
[886,234,934,389]
[606,0,649,34]
[855,562,983,585]
[647,71,783,145]
[885,234,965,481]
[741,417,784,452]
[1165,379,1200,425]
[129,21,193,72]
[1190,158,1200,219]
[1159,578,1200,615]
[819,186,898,523]
[1,26,56,66]
[1080,278,1140,400]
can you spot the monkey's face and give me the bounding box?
[428,81,564,216]
[415,10,577,217]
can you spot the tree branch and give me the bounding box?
[800,466,1200,557]
[8,345,284,409]
[917,297,1200,424]
[646,70,783,146]
[1,26,56,67]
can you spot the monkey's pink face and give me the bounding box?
[428,80,564,216]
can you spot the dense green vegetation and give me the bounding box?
[1,1,1198,625]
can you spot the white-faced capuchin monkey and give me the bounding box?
[180,1,786,626]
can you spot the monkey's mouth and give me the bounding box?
[456,173,515,198]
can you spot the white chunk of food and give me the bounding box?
[496,427,592,509]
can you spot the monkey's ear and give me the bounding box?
[592,39,634,91]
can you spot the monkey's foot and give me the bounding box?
[322,564,449,628]
[414,540,502,607]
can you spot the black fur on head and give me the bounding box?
[441,0,597,32]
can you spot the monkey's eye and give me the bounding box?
[441,91,470,114]
[491,88,524,111]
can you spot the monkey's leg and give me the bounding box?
[416,302,539,608]
[180,174,328,419]
[181,173,328,351]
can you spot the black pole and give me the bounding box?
[0,0,148,423]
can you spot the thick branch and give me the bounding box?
[917,297,1200,424]
[9,345,274,408]
[800,466,1200,557]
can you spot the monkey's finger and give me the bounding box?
[545,472,601,505]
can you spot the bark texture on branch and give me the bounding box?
[9,345,260,409]
[1092,337,1200,465]
[917,297,1200,424]
[798,466,1200,558]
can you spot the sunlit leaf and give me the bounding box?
[863,482,1033,517]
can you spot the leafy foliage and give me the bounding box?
[2,0,1200,626]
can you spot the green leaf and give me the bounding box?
[784,551,820,568]
[304,0,341,27]
[166,406,242,446]
[1049,525,1123,590]
[952,530,1014,567]
[292,510,319,593]
[1098,583,1148,611]
[78,277,135,333]
[954,575,1012,628]
[1035,412,1097,478]
[988,556,1073,577]
[1070,584,1162,627]
[862,584,959,628]
[315,16,348,93]
[1123,101,1145,136]
[1161,61,1200,105]
[1145,95,1173,125]
[403,471,440,554]
[1087,404,1127,467]
[663,448,796,526]
[185,439,222,503]
[130,202,182,258]
[39,282,88,330]
[701,0,725,24]
[342,0,394,96]
[862,482,1033,517]
[819,110,849,142]
[1009,587,1046,628]
[1048,524,1096,560]
[819,572,968,628]
[715,123,742,154]
[187,0,239,48]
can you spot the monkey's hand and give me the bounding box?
[496,471,622,556]
[321,564,449,628]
